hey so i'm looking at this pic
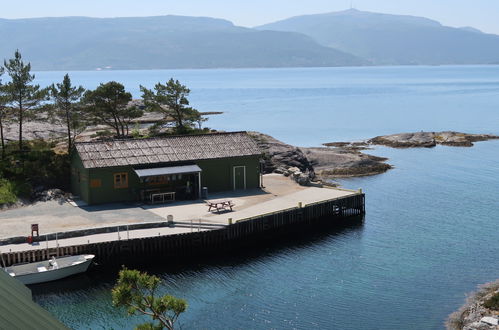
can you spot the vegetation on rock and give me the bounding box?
[141,79,203,134]
[83,81,143,137]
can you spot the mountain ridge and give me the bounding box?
[257,9,499,65]
[0,15,366,70]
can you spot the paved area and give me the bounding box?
[0,200,165,239]
[0,174,357,250]
[2,226,210,253]
[144,175,355,225]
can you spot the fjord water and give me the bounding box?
[31,66,499,329]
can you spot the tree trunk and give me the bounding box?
[112,114,120,136]
[0,114,5,160]
[18,106,23,151]
[66,108,72,153]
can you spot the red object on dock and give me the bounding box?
[31,224,39,237]
[27,236,33,244]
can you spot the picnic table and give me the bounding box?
[207,200,235,213]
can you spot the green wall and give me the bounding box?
[197,156,260,192]
[71,155,261,205]
[70,152,89,202]
[87,166,141,204]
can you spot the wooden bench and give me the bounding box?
[150,192,176,204]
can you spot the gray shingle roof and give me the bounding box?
[75,132,261,169]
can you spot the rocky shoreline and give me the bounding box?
[250,131,499,186]
[447,280,499,330]
[249,132,392,185]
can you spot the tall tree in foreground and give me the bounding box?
[83,81,143,137]
[3,50,48,150]
[112,268,188,330]
[0,67,10,159]
[141,79,201,134]
[49,74,86,153]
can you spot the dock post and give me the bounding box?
[298,202,302,208]
[228,218,233,225]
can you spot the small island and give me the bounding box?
[325,131,499,149]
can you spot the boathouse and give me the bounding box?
[71,131,262,205]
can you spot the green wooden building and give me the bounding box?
[0,270,67,329]
[71,131,262,205]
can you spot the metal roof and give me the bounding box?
[134,164,202,178]
[0,270,67,329]
[75,131,261,169]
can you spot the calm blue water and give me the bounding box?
[31,66,499,329]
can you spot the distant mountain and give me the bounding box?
[459,26,483,34]
[257,9,499,65]
[0,16,366,70]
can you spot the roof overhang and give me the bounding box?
[133,165,202,178]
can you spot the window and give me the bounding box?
[90,179,102,188]
[114,173,128,189]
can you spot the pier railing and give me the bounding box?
[0,193,365,267]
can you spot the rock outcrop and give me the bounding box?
[303,147,392,179]
[368,131,499,148]
[447,280,499,330]
[249,132,391,184]
[249,132,314,173]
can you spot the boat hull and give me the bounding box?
[6,255,94,285]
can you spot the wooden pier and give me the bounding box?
[0,193,365,267]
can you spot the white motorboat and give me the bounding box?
[3,254,95,285]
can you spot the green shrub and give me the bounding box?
[0,179,17,204]
[484,291,499,310]
[0,179,31,205]
[0,139,69,192]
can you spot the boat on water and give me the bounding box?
[3,254,95,285]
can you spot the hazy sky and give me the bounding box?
[3,0,499,34]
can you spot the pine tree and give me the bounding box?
[49,74,86,152]
[83,81,143,137]
[3,50,49,150]
[141,79,201,134]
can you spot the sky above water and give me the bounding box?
[3,0,499,34]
